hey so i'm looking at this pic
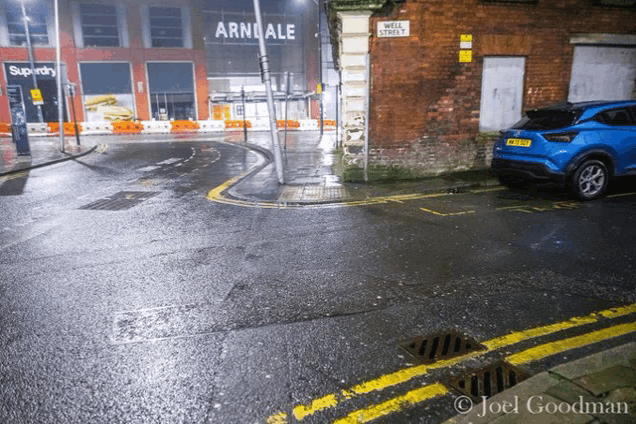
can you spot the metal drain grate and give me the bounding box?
[79,191,160,211]
[448,360,530,402]
[399,330,486,364]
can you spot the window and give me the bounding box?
[80,4,120,47]
[595,108,635,126]
[147,62,196,120]
[149,6,183,47]
[6,8,49,46]
[80,62,135,121]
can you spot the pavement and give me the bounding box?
[2,131,635,423]
[444,342,636,424]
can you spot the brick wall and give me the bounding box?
[364,0,636,176]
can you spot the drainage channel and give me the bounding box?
[79,191,160,211]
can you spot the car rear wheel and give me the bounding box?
[571,159,609,200]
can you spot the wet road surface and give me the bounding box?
[0,135,635,423]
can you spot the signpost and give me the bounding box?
[7,85,31,157]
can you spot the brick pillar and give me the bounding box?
[337,11,372,166]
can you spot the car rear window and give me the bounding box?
[594,108,635,126]
[512,109,581,130]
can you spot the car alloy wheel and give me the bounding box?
[572,159,608,200]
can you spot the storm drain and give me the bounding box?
[399,330,486,364]
[79,191,160,211]
[448,360,530,402]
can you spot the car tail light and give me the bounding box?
[544,132,579,143]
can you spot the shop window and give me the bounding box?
[147,62,196,120]
[5,7,49,46]
[80,62,135,121]
[79,4,120,47]
[149,6,184,47]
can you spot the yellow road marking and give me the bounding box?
[266,411,287,424]
[267,302,636,422]
[333,384,448,424]
[293,394,338,420]
[469,187,506,194]
[508,321,636,365]
[606,192,636,198]
[420,207,476,217]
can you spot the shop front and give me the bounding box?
[79,62,135,122]
[3,62,68,123]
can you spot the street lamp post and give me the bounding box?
[54,0,63,152]
[314,0,323,136]
[20,1,44,123]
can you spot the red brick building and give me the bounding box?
[327,0,636,178]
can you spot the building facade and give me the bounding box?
[0,0,334,125]
[327,0,636,178]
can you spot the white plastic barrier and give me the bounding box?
[27,122,50,136]
[197,120,225,132]
[249,120,269,131]
[140,120,171,134]
[299,119,319,131]
[81,121,113,135]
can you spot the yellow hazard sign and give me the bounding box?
[316,83,322,94]
[460,34,472,43]
[30,88,43,105]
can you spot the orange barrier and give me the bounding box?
[112,121,143,134]
[0,123,10,133]
[170,120,200,133]
[276,120,300,129]
[225,120,252,129]
[48,122,82,135]
[324,119,337,127]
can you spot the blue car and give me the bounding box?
[491,100,636,200]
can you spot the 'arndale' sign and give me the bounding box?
[205,11,299,45]
[214,22,295,41]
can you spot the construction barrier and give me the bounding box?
[112,121,143,134]
[81,121,114,135]
[324,119,337,127]
[48,122,82,135]
[197,120,225,132]
[170,120,200,133]
[225,120,251,130]
[27,122,50,136]
[276,120,300,129]
[0,122,10,135]
[141,120,171,134]
[299,119,319,130]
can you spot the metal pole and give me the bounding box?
[54,0,63,153]
[67,84,80,145]
[364,53,370,183]
[284,71,289,153]
[253,0,285,184]
[318,0,323,137]
[241,85,248,143]
[21,2,44,123]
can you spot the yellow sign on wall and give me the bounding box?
[460,34,472,43]
[30,88,43,105]
[459,50,472,63]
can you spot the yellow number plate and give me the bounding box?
[506,138,532,147]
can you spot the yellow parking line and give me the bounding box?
[266,302,636,422]
[606,192,636,199]
[330,321,636,424]
[333,384,448,424]
[421,207,476,217]
[508,321,636,365]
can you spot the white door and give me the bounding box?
[479,57,526,132]
[568,46,636,102]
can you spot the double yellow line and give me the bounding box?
[267,302,636,424]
